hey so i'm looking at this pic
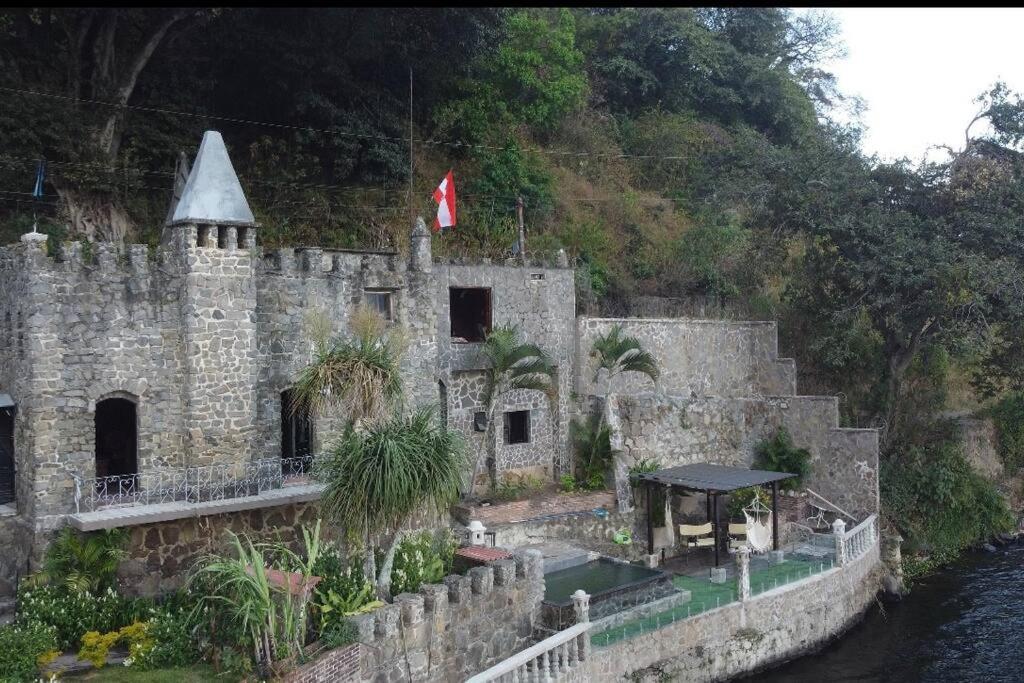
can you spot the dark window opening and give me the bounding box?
[281,389,314,471]
[504,410,530,445]
[438,381,448,426]
[450,288,491,342]
[0,405,14,505]
[474,411,488,432]
[95,398,138,479]
[365,290,393,321]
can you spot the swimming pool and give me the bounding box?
[542,557,677,628]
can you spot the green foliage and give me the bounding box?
[727,487,772,519]
[320,618,359,649]
[753,427,811,490]
[493,472,545,502]
[882,438,1014,563]
[78,621,150,669]
[131,604,199,671]
[16,584,147,651]
[291,307,405,425]
[436,9,587,141]
[0,621,58,683]
[628,459,661,477]
[559,474,578,493]
[986,391,1024,472]
[590,324,660,388]
[311,544,381,638]
[390,529,457,596]
[315,407,467,543]
[34,527,127,594]
[570,415,612,490]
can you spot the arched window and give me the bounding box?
[281,389,313,463]
[95,397,138,479]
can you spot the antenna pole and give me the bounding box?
[405,67,409,227]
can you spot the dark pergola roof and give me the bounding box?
[634,463,796,492]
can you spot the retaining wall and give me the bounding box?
[581,542,882,681]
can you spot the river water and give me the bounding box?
[757,543,1024,683]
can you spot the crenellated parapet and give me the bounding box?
[351,549,544,682]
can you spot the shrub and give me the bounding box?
[493,472,545,502]
[34,527,127,594]
[390,529,457,596]
[882,439,1014,565]
[753,427,811,490]
[131,605,199,670]
[17,584,144,651]
[0,621,59,682]
[986,391,1024,473]
[559,474,578,493]
[320,618,359,649]
[570,415,613,490]
[727,487,772,519]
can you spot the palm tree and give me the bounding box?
[34,527,127,594]
[472,324,556,493]
[590,324,660,395]
[314,407,467,597]
[290,307,405,427]
[580,324,659,483]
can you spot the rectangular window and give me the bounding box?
[364,290,393,321]
[450,287,491,342]
[0,403,14,506]
[504,410,530,445]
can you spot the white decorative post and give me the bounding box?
[468,520,487,546]
[736,546,751,601]
[832,518,848,566]
[572,589,591,662]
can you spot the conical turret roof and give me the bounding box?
[170,131,255,226]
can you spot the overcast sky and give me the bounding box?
[820,8,1024,162]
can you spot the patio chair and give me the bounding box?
[728,522,748,551]
[679,522,715,565]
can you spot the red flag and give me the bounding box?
[432,170,456,232]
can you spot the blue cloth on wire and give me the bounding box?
[32,160,45,198]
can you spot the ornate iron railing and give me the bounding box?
[71,455,315,514]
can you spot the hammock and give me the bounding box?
[743,496,773,554]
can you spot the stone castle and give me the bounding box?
[0,131,878,596]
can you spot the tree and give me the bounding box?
[290,307,405,427]
[315,408,466,597]
[472,324,556,493]
[0,8,204,240]
[581,323,658,484]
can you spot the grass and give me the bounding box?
[66,664,237,682]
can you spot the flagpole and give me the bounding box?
[405,66,409,227]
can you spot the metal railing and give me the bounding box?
[466,622,593,683]
[71,455,315,514]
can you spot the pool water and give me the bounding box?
[543,558,664,605]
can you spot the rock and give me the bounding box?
[880,574,904,600]
[982,543,998,553]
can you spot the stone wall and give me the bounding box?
[581,543,882,681]
[614,394,879,521]
[117,501,320,596]
[437,262,576,484]
[350,549,545,682]
[575,318,796,399]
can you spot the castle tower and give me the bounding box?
[166,131,258,468]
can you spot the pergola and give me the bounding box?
[633,463,797,566]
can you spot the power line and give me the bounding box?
[0,85,694,162]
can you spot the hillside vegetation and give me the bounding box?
[1,8,1022,565]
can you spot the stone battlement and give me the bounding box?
[350,549,545,681]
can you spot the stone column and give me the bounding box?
[735,546,751,601]
[832,518,848,566]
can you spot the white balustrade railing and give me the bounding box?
[71,455,315,513]
[836,514,876,564]
[465,622,592,683]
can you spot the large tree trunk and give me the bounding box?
[56,186,133,243]
[878,319,934,451]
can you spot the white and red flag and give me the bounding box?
[432,170,456,232]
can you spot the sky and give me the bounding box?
[820,8,1024,163]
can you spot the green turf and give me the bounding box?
[591,558,834,647]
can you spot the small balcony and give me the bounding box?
[68,456,323,531]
